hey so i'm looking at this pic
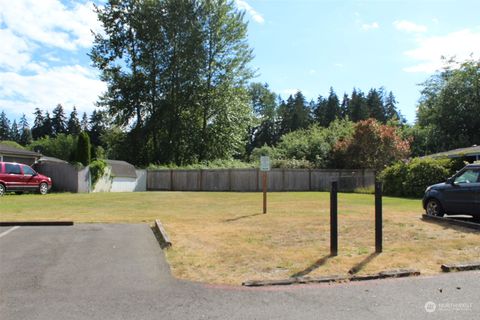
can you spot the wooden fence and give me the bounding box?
[147,168,376,192]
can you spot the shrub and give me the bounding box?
[27,134,77,161]
[89,159,107,187]
[403,158,450,197]
[380,157,460,198]
[75,132,91,166]
[379,161,408,197]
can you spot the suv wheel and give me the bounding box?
[426,199,444,217]
[0,184,5,196]
[39,182,48,195]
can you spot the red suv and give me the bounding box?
[0,162,52,196]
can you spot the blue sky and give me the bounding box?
[1,0,479,125]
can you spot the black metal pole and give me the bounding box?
[375,181,383,253]
[330,181,338,256]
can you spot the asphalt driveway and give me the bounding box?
[0,224,478,320]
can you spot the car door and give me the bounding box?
[471,170,480,215]
[443,169,480,214]
[21,165,38,190]
[4,163,24,190]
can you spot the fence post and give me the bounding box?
[375,181,383,253]
[330,181,338,256]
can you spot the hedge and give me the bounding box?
[379,157,465,198]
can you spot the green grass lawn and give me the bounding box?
[1,192,479,285]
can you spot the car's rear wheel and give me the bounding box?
[39,182,48,195]
[0,184,5,196]
[426,199,444,217]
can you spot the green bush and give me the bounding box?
[89,159,107,187]
[380,157,462,198]
[75,132,91,166]
[379,161,408,197]
[27,134,77,161]
[403,158,450,197]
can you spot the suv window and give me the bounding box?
[22,165,35,175]
[5,164,21,174]
[454,169,480,184]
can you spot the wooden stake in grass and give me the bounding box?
[262,172,267,214]
[260,156,270,214]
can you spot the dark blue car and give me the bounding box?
[423,164,480,218]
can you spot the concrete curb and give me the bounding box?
[0,221,74,226]
[422,214,480,231]
[154,219,172,248]
[242,269,420,287]
[441,262,480,272]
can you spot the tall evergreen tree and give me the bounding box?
[75,131,91,166]
[366,88,386,123]
[9,120,20,142]
[0,111,11,140]
[42,112,54,138]
[323,87,341,127]
[67,107,81,136]
[313,95,327,125]
[81,112,89,131]
[52,104,67,135]
[349,89,369,122]
[89,110,107,147]
[31,108,45,139]
[340,93,350,119]
[279,92,311,134]
[19,114,32,145]
[384,91,400,121]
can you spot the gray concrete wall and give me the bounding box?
[147,168,376,192]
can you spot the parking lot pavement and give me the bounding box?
[1,224,479,320]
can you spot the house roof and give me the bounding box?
[428,145,480,159]
[37,156,69,164]
[105,159,137,178]
[0,142,42,158]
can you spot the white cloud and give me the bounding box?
[0,0,100,50]
[282,88,301,96]
[393,20,427,33]
[0,65,106,116]
[235,0,264,24]
[403,28,480,73]
[0,0,105,119]
[361,22,379,31]
[0,29,31,71]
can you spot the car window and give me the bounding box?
[22,165,36,175]
[454,169,480,184]
[5,164,22,174]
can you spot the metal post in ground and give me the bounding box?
[375,181,383,253]
[330,181,338,256]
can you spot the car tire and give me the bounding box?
[426,198,444,217]
[39,182,48,195]
[0,184,5,196]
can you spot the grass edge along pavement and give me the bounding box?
[1,191,479,285]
